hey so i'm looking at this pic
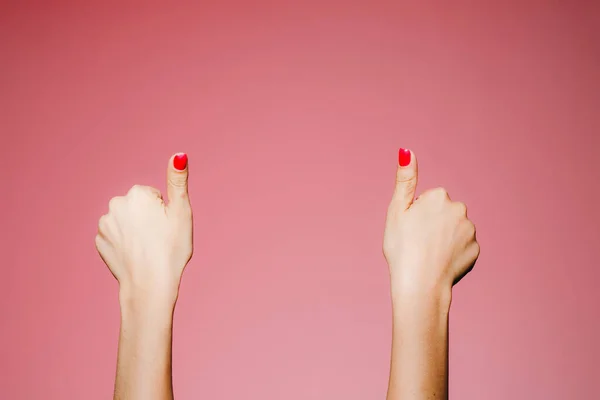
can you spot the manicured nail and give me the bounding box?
[398,148,411,167]
[173,153,188,171]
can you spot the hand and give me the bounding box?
[95,153,193,303]
[383,149,479,295]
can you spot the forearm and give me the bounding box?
[114,289,177,400]
[387,280,452,400]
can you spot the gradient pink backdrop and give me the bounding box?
[1,2,599,399]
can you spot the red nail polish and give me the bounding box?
[174,153,188,171]
[398,148,411,167]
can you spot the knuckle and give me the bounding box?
[474,242,481,257]
[423,187,449,202]
[133,184,152,194]
[128,185,160,199]
[98,215,109,232]
[465,220,477,237]
[454,201,468,216]
[108,196,124,212]
[127,184,144,196]
[94,234,103,249]
[434,187,449,199]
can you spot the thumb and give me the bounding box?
[167,152,190,210]
[390,148,418,212]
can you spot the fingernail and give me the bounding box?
[173,153,188,171]
[398,148,411,167]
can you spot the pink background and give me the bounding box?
[1,2,599,399]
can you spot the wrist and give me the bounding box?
[389,273,453,314]
[118,282,178,319]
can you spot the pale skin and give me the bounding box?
[384,150,479,399]
[95,149,479,400]
[95,153,192,400]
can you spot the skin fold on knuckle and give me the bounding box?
[395,173,416,187]
[168,176,188,189]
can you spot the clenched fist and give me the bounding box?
[95,153,193,303]
[383,149,479,295]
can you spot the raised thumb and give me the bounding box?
[167,152,190,210]
[391,148,418,212]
